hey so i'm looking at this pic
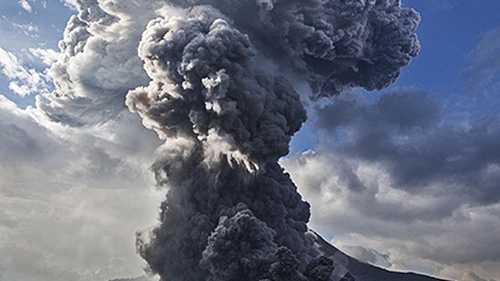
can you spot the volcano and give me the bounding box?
[312,231,449,281]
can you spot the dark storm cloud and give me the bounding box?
[315,89,500,206]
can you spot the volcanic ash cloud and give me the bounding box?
[122,1,421,280]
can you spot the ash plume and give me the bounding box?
[41,0,420,281]
[163,0,421,98]
[128,7,311,279]
[121,0,420,280]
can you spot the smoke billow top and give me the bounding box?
[116,0,419,280]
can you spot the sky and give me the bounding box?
[0,0,500,281]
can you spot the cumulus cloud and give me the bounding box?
[36,0,166,126]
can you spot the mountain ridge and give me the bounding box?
[312,231,452,281]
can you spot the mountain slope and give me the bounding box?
[313,231,451,281]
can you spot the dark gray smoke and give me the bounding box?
[162,0,421,98]
[125,1,420,280]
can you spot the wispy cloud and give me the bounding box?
[29,47,59,66]
[0,47,51,97]
[18,0,33,13]
[461,27,500,95]
[12,22,39,38]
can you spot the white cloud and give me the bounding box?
[30,48,59,66]
[61,0,78,10]
[37,0,166,126]
[18,0,33,13]
[0,47,53,97]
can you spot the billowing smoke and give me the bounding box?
[69,0,419,280]
[0,0,420,278]
[127,7,312,279]
[162,0,421,98]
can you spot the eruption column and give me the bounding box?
[127,7,311,280]
[124,1,420,280]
